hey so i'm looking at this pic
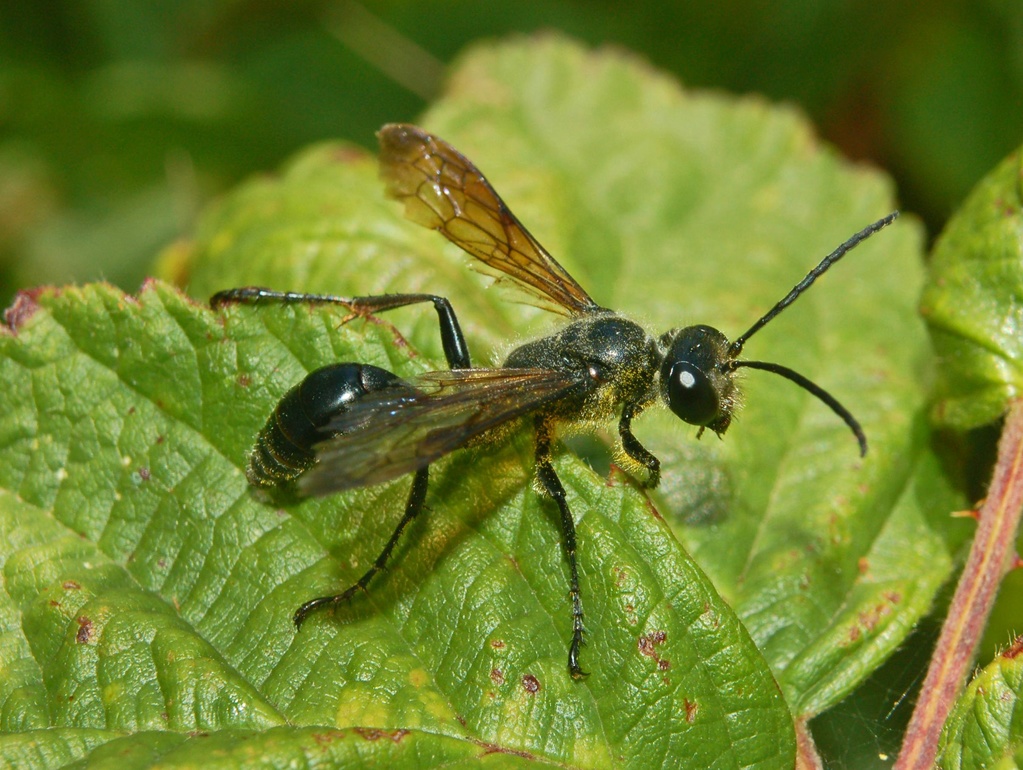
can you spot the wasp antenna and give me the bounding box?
[732,360,867,456]
[729,212,899,357]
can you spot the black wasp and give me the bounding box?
[211,123,898,679]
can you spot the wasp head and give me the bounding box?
[658,325,738,436]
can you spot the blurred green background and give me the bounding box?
[1,1,1021,766]
[1,0,1022,307]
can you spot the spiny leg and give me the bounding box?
[210,287,471,369]
[534,417,587,679]
[294,466,430,628]
[619,403,660,488]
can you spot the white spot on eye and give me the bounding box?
[678,370,697,389]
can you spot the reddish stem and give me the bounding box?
[794,717,824,770]
[895,397,1023,769]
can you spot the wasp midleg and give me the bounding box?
[211,287,472,627]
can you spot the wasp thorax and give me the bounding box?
[659,325,736,433]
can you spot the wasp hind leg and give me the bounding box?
[534,417,588,679]
[294,467,430,628]
[210,287,472,369]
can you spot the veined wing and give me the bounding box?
[378,123,602,317]
[298,367,584,497]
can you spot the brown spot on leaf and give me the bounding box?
[490,639,505,649]
[699,604,721,629]
[138,467,150,481]
[624,602,638,625]
[4,288,48,332]
[858,601,894,633]
[76,616,93,643]
[521,674,541,694]
[491,668,505,686]
[639,631,671,670]
[353,727,409,743]
[474,739,537,760]
[638,631,667,657]
[684,698,698,723]
[63,580,81,590]
[842,594,903,646]
[237,374,251,388]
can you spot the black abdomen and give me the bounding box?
[248,363,403,488]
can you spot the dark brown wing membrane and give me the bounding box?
[298,367,584,497]
[378,123,601,317]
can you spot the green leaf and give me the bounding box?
[188,37,968,719]
[2,36,969,767]
[937,641,1023,770]
[919,147,1023,429]
[1,282,789,767]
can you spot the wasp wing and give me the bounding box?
[298,367,584,497]
[378,123,602,317]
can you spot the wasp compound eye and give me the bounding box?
[666,361,720,426]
